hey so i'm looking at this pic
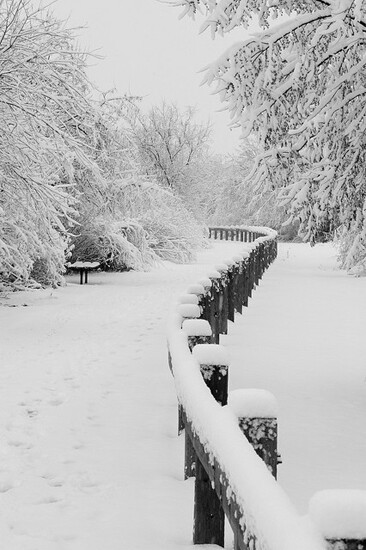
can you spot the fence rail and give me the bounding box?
[167,226,366,550]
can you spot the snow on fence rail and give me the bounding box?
[167,226,366,550]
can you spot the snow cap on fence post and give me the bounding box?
[177,303,201,326]
[182,319,212,350]
[228,389,279,479]
[309,490,366,549]
[178,294,199,305]
[199,277,212,289]
[187,283,205,296]
[215,263,229,274]
[208,269,221,280]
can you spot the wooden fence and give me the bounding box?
[167,226,366,550]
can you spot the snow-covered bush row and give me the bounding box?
[167,228,327,550]
[70,181,206,271]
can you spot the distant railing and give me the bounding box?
[167,226,366,550]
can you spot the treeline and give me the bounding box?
[0,1,211,290]
[173,0,366,274]
[0,0,288,291]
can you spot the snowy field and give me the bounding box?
[223,242,366,513]
[0,241,366,548]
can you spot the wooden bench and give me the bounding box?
[67,261,100,285]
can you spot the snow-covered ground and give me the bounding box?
[0,241,365,548]
[223,243,366,513]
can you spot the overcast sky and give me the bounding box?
[52,0,247,153]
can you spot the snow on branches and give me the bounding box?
[0,0,98,288]
[171,0,366,269]
[0,3,207,289]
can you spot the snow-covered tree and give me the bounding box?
[201,140,291,233]
[0,3,206,289]
[0,0,98,288]
[70,94,206,269]
[129,102,211,192]
[170,0,366,268]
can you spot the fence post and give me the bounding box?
[194,457,225,547]
[228,389,279,550]
[192,344,229,547]
[309,490,366,550]
[181,320,213,477]
[198,278,212,321]
[215,264,229,335]
[192,344,229,405]
[229,389,279,478]
[225,259,236,321]
[186,284,205,317]
[231,256,242,316]
[247,249,255,298]
[240,255,249,308]
[208,270,221,344]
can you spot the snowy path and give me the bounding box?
[1,241,366,548]
[0,242,241,550]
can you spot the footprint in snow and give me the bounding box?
[36,494,62,505]
[48,397,64,407]
[47,478,64,488]
[75,472,101,491]
[73,442,85,450]
[0,478,19,493]
[7,438,33,450]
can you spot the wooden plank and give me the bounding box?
[184,414,251,550]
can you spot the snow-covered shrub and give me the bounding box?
[0,202,70,289]
[70,217,156,271]
[71,176,206,270]
[135,185,207,263]
[30,254,66,288]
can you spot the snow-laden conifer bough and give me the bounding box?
[167,225,366,550]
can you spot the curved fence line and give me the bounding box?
[167,226,364,550]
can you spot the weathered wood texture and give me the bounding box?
[238,417,278,479]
